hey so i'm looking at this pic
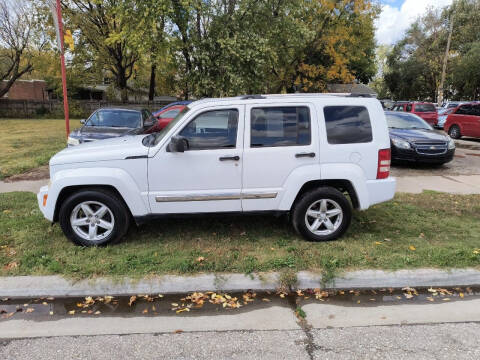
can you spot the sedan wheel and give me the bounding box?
[448,125,461,139]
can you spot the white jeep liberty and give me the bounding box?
[38,94,396,246]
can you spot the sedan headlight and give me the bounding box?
[391,137,411,150]
[67,136,80,146]
[447,137,456,150]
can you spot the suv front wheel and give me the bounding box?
[58,189,130,246]
[292,187,352,242]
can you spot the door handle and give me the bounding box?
[295,152,316,158]
[219,155,240,161]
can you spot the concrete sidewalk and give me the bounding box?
[395,175,480,194]
[0,179,48,194]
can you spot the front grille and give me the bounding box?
[413,141,447,155]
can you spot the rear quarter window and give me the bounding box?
[323,106,373,144]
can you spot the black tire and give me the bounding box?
[292,187,352,242]
[448,125,461,139]
[58,188,130,246]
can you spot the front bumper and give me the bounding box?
[392,147,455,164]
[37,185,54,222]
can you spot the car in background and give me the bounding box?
[385,111,455,164]
[67,108,155,146]
[442,101,467,110]
[152,100,192,118]
[149,104,189,132]
[436,108,455,129]
[392,101,438,126]
[444,102,480,139]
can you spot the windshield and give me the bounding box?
[152,106,190,145]
[386,113,432,130]
[87,110,141,128]
[415,103,436,112]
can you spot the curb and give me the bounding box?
[1,269,480,298]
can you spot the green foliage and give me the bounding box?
[383,0,480,101]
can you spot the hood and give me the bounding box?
[389,128,448,142]
[51,135,149,166]
[71,126,134,141]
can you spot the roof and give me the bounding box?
[188,93,379,109]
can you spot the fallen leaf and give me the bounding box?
[419,233,425,238]
[171,303,179,307]
[49,311,54,316]
[196,256,205,263]
[409,245,416,251]
[68,310,75,315]
[76,303,83,308]
[142,309,148,314]
[174,329,183,334]
[262,298,271,302]
[459,293,464,298]
[158,294,164,298]
[176,308,190,314]
[357,300,361,304]
[94,311,101,315]
[42,302,48,306]
[84,296,94,306]
[4,261,18,270]
[383,238,391,242]
[442,298,451,301]
[426,297,435,302]
[128,296,137,307]
[375,241,382,245]
[25,308,34,313]
[104,296,113,304]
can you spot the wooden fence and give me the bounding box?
[0,99,173,119]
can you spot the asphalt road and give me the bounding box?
[2,323,479,360]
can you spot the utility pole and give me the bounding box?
[438,15,454,107]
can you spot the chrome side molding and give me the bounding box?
[155,192,277,202]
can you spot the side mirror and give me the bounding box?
[144,120,154,128]
[167,136,188,153]
[80,119,86,125]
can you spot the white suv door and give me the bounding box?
[148,105,244,214]
[242,103,319,211]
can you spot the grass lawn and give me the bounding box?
[1,191,479,280]
[0,119,81,179]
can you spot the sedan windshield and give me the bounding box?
[386,113,432,130]
[87,110,142,128]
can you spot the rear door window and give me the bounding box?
[406,104,412,112]
[323,106,373,144]
[250,107,311,147]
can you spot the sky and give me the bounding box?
[376,0,453,45]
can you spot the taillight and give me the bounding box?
[377,148,391,179]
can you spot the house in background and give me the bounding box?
[0,80,49,100]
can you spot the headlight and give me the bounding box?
[447,137,456,150]
[67,136,80,146]
[391,137,411,150]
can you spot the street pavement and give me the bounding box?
[1,323,479,359]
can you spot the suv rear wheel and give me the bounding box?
[58,189,130,246]
[448,125,461,139]
[292,187,352,242]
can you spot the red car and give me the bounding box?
[147,105,187,133]
[444,102,480,139]
[392,102,438,126]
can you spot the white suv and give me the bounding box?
[37,94,396,246]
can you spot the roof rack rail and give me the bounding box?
[347,93,375,98]
[240,94,266,100]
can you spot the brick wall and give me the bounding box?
[1,80,48,101]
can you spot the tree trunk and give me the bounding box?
[438,17,454,106]
[149,63,156,101]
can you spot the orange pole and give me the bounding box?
[56,0,70,137]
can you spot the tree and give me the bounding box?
[60,0,142,102]
[451,42,480,100]
[0,0,35,97]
